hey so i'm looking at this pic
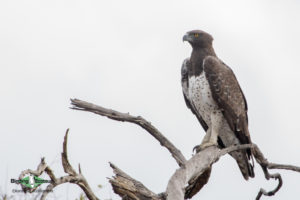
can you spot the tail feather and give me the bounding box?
[229,150,254,180]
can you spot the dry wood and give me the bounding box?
[19,129,99,200]
[108,162,161,200]
[70,98,211,197]
[17,99,300,200]
[70,98,186,167]
[69,99,300,200]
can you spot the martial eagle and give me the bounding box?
[181,30,254,180]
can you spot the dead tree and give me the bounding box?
[18,98,300,200]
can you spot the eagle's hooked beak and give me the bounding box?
[183,33,190,42]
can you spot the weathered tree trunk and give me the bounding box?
[17,99,300,200]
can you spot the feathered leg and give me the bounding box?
[194,111,222,152]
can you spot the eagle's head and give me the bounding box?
[183,30,213,48]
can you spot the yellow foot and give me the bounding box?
[193,142,217,153]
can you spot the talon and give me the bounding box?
[193,145,201,153]
[193,142,217,153]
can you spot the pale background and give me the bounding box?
[0,0,300,199]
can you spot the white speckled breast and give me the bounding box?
[188,72,241,147]
[188,73,218,125]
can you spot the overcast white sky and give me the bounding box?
[1,0,300,199]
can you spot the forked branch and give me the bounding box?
[70,98,186,167]
[18,99,300,200]
[19,129,99,200]
[70,98,300,200]
[70,98,212,198]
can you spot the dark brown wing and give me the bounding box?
[181,58,226,148]
[203,56,252,146]
[181,58,208,132]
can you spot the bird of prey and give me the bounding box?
[181,30,254,180]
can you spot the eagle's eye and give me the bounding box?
[194,33,199,37]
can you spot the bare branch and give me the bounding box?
[256,173,282,200]
[19,158,48,193]
[70,98,212,198]
[107,157,212,200]
[166,146,220,200]
[165,144,251,200]
[19,158,47,179]
[251,144,283,200]
[61,128,77,176]
[184,167,211,199]
[44,166,56,182]
[18,99,300,200]
[18,129,100,200]
[70,98,187,167]
[70,99,300,200]
[218,143,290,200]
[108,162,161,200]
[43,129,99,200]
[267,163,300,172]
[219,144,254,156]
